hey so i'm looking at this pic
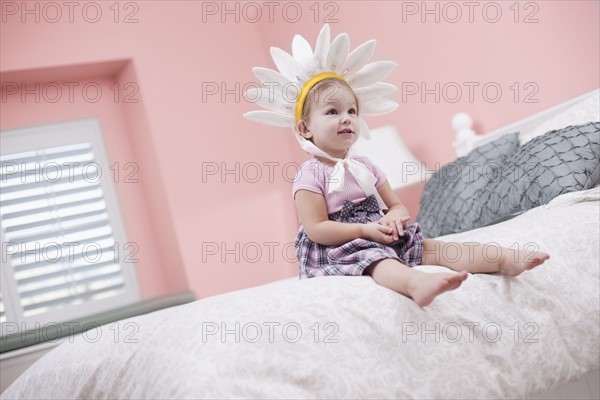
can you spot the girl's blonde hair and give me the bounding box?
[299,78,360,123]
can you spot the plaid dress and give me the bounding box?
[295,195,425,279]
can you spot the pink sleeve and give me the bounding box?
[355,156,387,188]
[292,160,325,200]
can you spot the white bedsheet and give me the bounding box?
[3,189,599,399]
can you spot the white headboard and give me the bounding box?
[452,89,599,157]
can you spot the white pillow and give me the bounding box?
[520,89,600,145]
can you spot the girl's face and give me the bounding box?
[297,83,359,159]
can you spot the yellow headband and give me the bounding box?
[295,71,347,123]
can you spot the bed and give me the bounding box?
[2,90,599,399]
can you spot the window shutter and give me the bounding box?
[1,119,139,330]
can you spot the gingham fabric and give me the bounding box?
[295,195,425,279]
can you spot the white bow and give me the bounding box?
[294,124,387,210]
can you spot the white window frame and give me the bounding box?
[0,118,140,332]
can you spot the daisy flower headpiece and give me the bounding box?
[243,23,399,138]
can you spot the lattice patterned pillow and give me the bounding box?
[417,122,600,237]
[417,133,520,237]
[468,122,600,227]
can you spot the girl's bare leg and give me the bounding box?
[364,259,468,307]
[421,239,550,276]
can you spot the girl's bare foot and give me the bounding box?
[409,271,468,307]
[499,249,550,277]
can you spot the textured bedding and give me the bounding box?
[2,188,599,399]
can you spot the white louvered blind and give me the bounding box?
[0,119,139,331]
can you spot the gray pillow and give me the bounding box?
[417,132,520,237]
[468,122,600,226]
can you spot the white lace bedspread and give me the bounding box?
[3,189,599,399]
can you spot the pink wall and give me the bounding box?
[1,1,598,299]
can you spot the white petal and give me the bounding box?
[270,47,302,81]
[313,24,330,69]
[252,67,292,89]
[360,98,399,115]
[245,88,294,114]
[343,40,376,77]
[325,33,350,73]
[354,83,397,101]
[243,110,294,127]
[292,34,313,65]
[347,61,398,88]
[357,117,371,140]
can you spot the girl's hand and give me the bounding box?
[361,222,395,245]
[378,214,411,241]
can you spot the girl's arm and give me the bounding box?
[295,189,394,246]
[377,179,411,240]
